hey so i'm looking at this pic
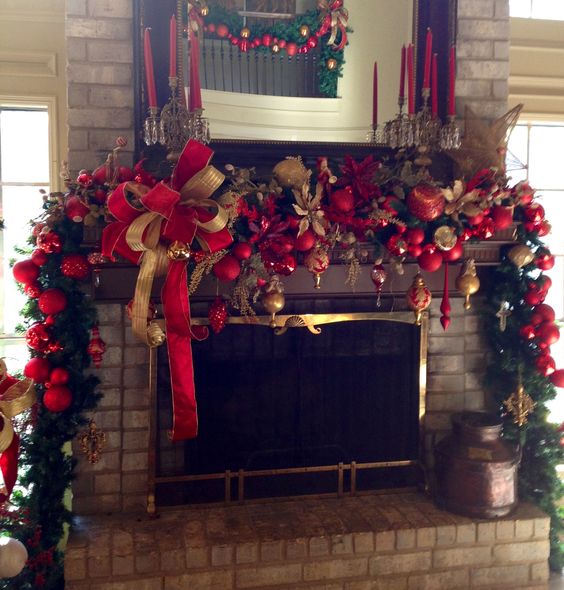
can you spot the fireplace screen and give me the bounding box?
[153,311,426,506]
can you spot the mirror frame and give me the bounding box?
[133,0,458,157]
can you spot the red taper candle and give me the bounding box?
[423,28,432,89]
[407,43,415,115]
[189,27,202,112]
[169,15,177,79]
[143,28,157,108]
[448,45,456,116]
[399,44,406,102]
[431,53,438,117]
[372,61,378,129]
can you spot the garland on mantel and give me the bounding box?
[192,2,349,97]
[0,130,563,586]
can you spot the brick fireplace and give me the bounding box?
[62,1,551,588]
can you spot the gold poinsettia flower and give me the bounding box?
[292,173,326,237]
[443,180,483,218]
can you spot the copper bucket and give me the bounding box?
[434,411,520,518]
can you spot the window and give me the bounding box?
[510,0,564,20]
[0,107,50,367]
[508,122,564,423]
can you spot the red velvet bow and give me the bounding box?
[317,0,348,51]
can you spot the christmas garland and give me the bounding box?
[0,137,563,587]
[195,3,348,97]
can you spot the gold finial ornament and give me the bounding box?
[78,420,106,464]
[260,276,286,328]
[503,383,535,427]
[406,273,432,325]
[455,258,480,310]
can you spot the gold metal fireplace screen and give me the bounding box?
[147,312,428,513]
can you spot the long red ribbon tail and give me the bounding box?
[0,433,19,503]
[161,261,198,441]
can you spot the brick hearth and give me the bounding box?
[64,492,550,590]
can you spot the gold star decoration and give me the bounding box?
[503,382,535,427]
[447,104,523,179]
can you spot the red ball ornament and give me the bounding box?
[232,242,253,261]
[286,42,298,56]
[24,282,42,299]
[76,172,93,186]
[31,249,49,267]
[475,218,495,240]
[466,212,484,226]
[12,260,39,285]
[38,289,67,315]
[278,39,287,49]
[408,244,423,258]
[49,367,70,386]
[64,195,90,223]
[491,205,514,230]
[262,33,272,46]
[536,354,556,377]
[295,229,316,252]
[520,324,536,340]
[536,321,560,346]
[523,203,545,224]
[92,165,108,185]
[272,253,297,276]
[61,254,90,280]
[117,166,135,182]
[212,255,241,281]
[25,323,51,352]
[43,385,72,412]
[216,24,229,38]
[537,220,551,237]
[550,369,564,388]
[207,23,216,33]
[536,252,555,271]
[524,290,543,306]
[417,248,443,272]
[530,312,543,327]
[330,188,355,213]
[406,227,425,245]
[535,303,556,322]
[538,275,552,293]
[407,184,445,221]
[442,240,464,262]
[24,357,51,383]
[37,231,63,254]
[386,234,408,257]
[307,36,318,49]
[208,297,228,335]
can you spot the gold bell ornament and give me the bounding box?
[507,244,534,269]
[261,276,285,328]
[406,273,432,325]
[167,240,191,261]
[455,258,480,310]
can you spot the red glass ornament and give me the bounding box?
[87,252,106,265]
[537,220,551,237]
[87,326,106,368]
[535,303,556,322]
[530,312,543,326]
[24,357,51,383]
[307,36,318,49]
[550,369,564,388]
[208,297,228,334]
[37,231,63,254]
[417,248,443,272]
[295,229,316,252]
[460,227,474,241]
[26,323,51,352]
[330,187,355,213]
[61,254,90,280]
[64,195,90,223]
[536,252,555,271]
[370,262,387,307]
[536,321,560,346]
[272,253,296,276]
[536,354,556,377]
[523,203,545,224]
[466,212,484,226]
[407,184,445,221]
[406,273,432,322]
[286,42,298,56]
[47,341,63,354]
[49,367,70,385]
[490,205,514,230]
[475,218,495,240]
[269,235,295,256]
[43,385,72,412]
[442,240,463,262]
[386,234,408,257]
[262,34,272,46]
[408,244,423,258]
[278,39,287,49]
[76,172,93,186]
[212,255,241,281]
[524,290,542,306]
[539,275,552,293]
[232,242,253,261]
[12,260,40,285]
[31,249,49,267]
[92,165,108,185]
[38,289,67,315]
[520,324,536,340]
[406,227,425,245]
[24,282,42,299]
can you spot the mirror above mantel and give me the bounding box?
[134,0,457,152]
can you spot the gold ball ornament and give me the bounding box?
[167,240,191,261]
[455,258,480,310]
[240,27,251,39]
[433,225,457,251]
[273,158,309,189]
[326,58,337,70]
[199,5,209,16]
[507,244,534,269]
[300,25,310,37]
[271,43,280,53]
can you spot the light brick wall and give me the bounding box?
[65,0,135,172]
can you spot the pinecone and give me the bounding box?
[208,297,228,334]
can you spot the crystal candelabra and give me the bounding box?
[143,78,211,152]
